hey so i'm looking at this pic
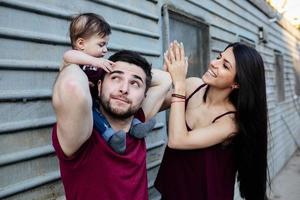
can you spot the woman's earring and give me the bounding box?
[232,84,239,89]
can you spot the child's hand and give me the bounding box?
[63,50,115,73]
[92,58,115,73]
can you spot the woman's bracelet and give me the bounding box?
[171,93,186,99]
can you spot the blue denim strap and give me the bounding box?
[92,105,114,142]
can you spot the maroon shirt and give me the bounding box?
[52,110,148,200]
[155,84,237,200]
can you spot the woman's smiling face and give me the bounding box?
[202,47,237,89]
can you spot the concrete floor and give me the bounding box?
[269,150,300,200]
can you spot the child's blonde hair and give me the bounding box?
[69,13,111,49]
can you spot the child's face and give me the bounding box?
[82,34,109,58]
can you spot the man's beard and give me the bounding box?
[99,94,141,120]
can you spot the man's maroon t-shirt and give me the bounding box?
[52,110,148,200]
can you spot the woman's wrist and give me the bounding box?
[173,81,186,95]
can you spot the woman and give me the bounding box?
[155,42,268,200]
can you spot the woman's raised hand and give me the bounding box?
[164,41,188,84]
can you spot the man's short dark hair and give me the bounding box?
[108,50,152,92]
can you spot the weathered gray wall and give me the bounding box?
[0,0,299,199]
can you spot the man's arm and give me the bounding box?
[52,64,93,156]
[141,68,172,120]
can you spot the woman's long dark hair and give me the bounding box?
[205,43,269,199]
[230,43,268,200]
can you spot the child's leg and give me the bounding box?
[92,106,126,154]
[130,117,156,139]
[92,108,114,141]
[108,131,126,154]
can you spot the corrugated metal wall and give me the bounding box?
[1,0,300,200]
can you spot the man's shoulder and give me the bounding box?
[52,124,96,161]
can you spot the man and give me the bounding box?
[52,50,171,200]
